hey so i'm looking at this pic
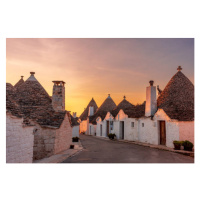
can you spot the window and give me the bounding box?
[131,122,134,127]
[142,123,144,127]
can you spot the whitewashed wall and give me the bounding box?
[154,109,179,148]
[88,124,96,135]
[179,121,194,145]
[124,118,138,141]
[115,108,181,148]
[6,113,34,163]
[113,121,120,139]
[54,113,72,154]
[72,125,80,137]
[95,108,193,149]
[137,118,158,145]
[96,117,102,136]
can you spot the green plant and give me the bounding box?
[173,140,182,150]
[182,140,193,151]
[72,137,79,142]
[108,133,116,140]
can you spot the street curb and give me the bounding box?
[92,136,194,158]
[33,140,83,163]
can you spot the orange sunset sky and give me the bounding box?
[6,38,194,116]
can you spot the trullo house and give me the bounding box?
[6,72,73,163]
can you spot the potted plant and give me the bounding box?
[72,137,79,142]
[108,133,116,140]
[182,140,193,151]
[173,140,182,150]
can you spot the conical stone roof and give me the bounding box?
[79,98,98,121]
[91,94,116,124]
[15,72,52,107]
[6,72,68,128]
[111,97,134,117]
[14,76,25,89]
[157,68,194,121]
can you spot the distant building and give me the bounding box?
[70,112,80,137]
[6,72,74,162]
[79,98,98,134]
[81,67,194,148]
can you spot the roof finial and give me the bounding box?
[123,95,126,99]
[21,76,24,79]
[177,66,182,71]
[30,72,35,76]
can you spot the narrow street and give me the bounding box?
[62,135,194,163]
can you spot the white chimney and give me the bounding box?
[145,80,157,117]
[73,112,77,118]
[88,106,94,116]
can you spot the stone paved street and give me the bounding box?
[62,135,194,163]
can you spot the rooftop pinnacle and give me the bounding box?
[177,66,182,71]
[30,72,35,76]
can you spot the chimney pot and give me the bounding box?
[149,80,154,86]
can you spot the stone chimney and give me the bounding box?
[88,106,94,116]
[52,81,65,112]
[73,112,77,118]
[145,80,157,117]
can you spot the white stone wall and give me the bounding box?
[96,118,102,137]
[137,118,158,145]
[124,118,138,141]
[154,109,179,148]
[95,108,193,149]
[90,124,97,135]
[6,113,34,163]
[33,124,57,160]
[179,121,194,145]
[113,121,120,139]
[72,125,80,137]
[79,120,87,134]
[54,113,72,154]
[115,108,181,148]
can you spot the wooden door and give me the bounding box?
[160,121,166,145]
[121,121,124,139]
[107,121,109,136]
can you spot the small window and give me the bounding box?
[142,123,144,127]
[131,122,134,127]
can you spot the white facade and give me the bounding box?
[95,108,194,149]
[96,112,116,138]
[72,125,80,137]
[6,113,34,163]
[88,124,96,135]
